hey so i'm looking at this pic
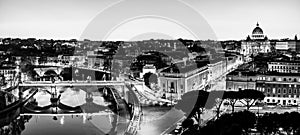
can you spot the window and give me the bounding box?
[278,95,281,97]
[267,88,271,93]
[283,89,286,93]
[170,82,175,93]
[267,99,270,102]
[273,78,276,81]
[289,88,292,94]
[277,89,281,93]
[272,99,275,102]
[294,78,297,82]
[294,100,297,103]
[283,78,287,81]
[294,89,297,94]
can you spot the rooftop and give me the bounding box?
[261,71,300,77]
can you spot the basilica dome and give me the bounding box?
[251,22,265,39]
[252,24,263,35]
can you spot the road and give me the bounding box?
[138,108,184,135]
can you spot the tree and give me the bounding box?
[199,110,256,135]
[238,89,265,110]
[181,118,194,130]
[143,72,158,88]
[20,59,34,73]
[223,91,239,113]
[175,90,215,126]
[208,90,226,119]
[280,112,300,134]
[73,57,80,65]
[111,61,121,76]
[231,111,256,133]
[256,112,300,134]
[288,112,300,134]
[257,112,284,134]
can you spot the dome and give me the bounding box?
[252,23,263,35]
[251,22,265,40]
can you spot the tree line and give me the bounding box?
[187,111,300,135]
[175,89,265,122]
[174,89,265,134]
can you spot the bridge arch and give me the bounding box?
[33,67,64,81]
[44,70,58,76]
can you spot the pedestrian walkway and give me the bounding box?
[133,85,172,106]
[138,108,184,135]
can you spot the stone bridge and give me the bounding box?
[34,66,63,77]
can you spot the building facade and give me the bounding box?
[268,60,300,73]
[226,71,257,91]
[226,65,300,106]
[0,66,17,87]
[208,60,226,83]
[256,73,300,106]
[241,23,272,56]
[275,41,289,51]
[274,36,300,53]
[158,65,208,100]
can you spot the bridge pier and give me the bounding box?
[85,92,93,102]
[18,87,24,100]
[122,85,129,103]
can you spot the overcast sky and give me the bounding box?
[0,0,299,41]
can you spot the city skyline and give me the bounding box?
[1,1,300,134]
[0,0,299,41]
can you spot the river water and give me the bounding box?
[0,86,130,135]
[0,85,175,135]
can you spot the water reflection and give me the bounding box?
[0,86,129,135]
[0,114,32,135]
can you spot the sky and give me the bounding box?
[0,0,299,41]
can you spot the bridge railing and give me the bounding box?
[21,80,143,84]
[75,66,111,73]
[124,84,142,135]
[105,87,120,114]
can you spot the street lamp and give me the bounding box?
[257,100,261,117]
[170,88,174,106]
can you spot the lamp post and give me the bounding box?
[297,101,299,112]
[171,88,174,106]
[257,100,261,117]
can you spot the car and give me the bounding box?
[174,123,182,134]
